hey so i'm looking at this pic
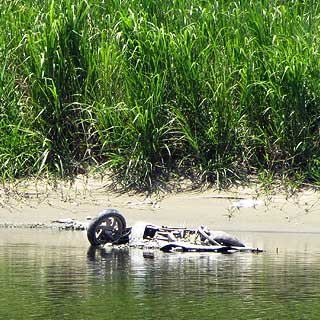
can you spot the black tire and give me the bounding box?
[198,227,245,247]
[87,209,127,246]
[197,226,221,246]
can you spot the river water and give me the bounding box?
[0,229,320,320]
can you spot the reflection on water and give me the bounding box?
[0,229,320,319]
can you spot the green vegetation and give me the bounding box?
[1,0,320,190]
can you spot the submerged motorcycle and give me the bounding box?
[87,209,263,253]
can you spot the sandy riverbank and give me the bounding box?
[0,177,319,233]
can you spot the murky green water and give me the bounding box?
[0,229,320,320]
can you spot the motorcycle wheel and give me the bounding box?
[87,209,126,246]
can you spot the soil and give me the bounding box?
[0,177,320,233]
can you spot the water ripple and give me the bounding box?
[1,230,320,319]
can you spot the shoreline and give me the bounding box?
[0,177,320,234]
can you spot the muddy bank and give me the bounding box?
[0,178,320,233]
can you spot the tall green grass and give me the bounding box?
[1,0,320,189]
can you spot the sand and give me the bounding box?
[0,177,319,233]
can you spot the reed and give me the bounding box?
[1,0,320,189]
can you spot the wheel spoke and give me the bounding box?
[95,221,122,243]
